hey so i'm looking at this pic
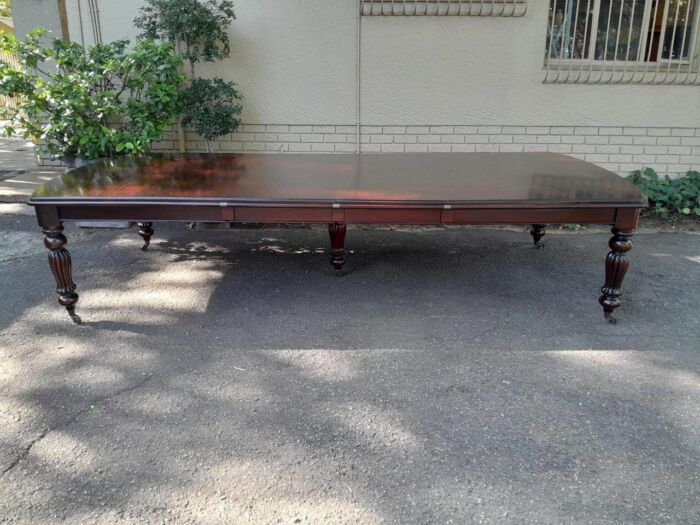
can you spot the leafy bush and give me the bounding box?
[180,78,241,143]
[0,29,184,160]
[629,168,700,217]
[135,0,242,147]
[134,0,235,70]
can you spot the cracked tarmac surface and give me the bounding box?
[0,204,698,524]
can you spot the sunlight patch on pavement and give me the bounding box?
[546,350,700,451]
[120,388,196,417]
[179,376,267,403]
[0,203,35,216]
[79,261,225,324]
[546,350,634,365]
[259,349,359,382]
[108,238,232,255]
[546,350,700,399]
[163,458,384,523]
[334,402,422,453]
[108,237,147,248]
[0,398,27,443]
[0,327,157,404]
[62,364,126,389]
[31,430,97,474]
[252,244,325,255]
[0,355,17,382]
[0,231,43,262]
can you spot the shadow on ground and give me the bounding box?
[0,214,698,524]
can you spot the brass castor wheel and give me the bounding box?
[67,307,82,325]
[604,311,617,325]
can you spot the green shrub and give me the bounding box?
[135,0,242,148]
[134,0,235,69]
[0,29,184,160]
[628,168,700,217]
[180,77,241,144]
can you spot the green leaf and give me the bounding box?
[629,167,700,219]
[0,32,184,159]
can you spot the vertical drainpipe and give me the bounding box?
[75,0,103,46]
[56,0,70,41]
[77,0,86,46]
[356,0,362,154]
[177,40,187,153]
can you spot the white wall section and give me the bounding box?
[13,0,700,175]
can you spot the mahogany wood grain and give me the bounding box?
[30,153,646,323]
[530,224,546,248]
[43,226,80,324]
[328,223,347,274]
[31,152,645,207]
[137,222,154,251]
[599,229,634,324]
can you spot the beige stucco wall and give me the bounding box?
[63,0,359,125]
[360,2,700,127]
[63,0,144,45]
[12,0,700,175]
[55,0,700,128]
[11,0,64,42]
[201,0,359,125]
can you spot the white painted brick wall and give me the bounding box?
[137,124,700,178]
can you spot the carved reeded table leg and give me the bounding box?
[530,224,546,248]
[328,222,347,274]
[43,226,81,324]
[599,228,633,324]
[137,222,154,251]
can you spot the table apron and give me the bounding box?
[42,204,627,226]
[446,207,618,225]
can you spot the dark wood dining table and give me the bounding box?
[30,152,646,324]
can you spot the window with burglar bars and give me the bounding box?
[544,0,700,84]
[361,0,527,16]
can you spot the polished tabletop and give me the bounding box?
[31,153,645,207]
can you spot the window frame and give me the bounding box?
[544,0,700,84]
[546,0,700,65]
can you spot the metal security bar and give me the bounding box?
[0,47,19,112]
[361,0,527,16]
[0,16,19,113]
[544,0,700,84]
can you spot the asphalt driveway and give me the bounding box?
[0,204,698,524]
